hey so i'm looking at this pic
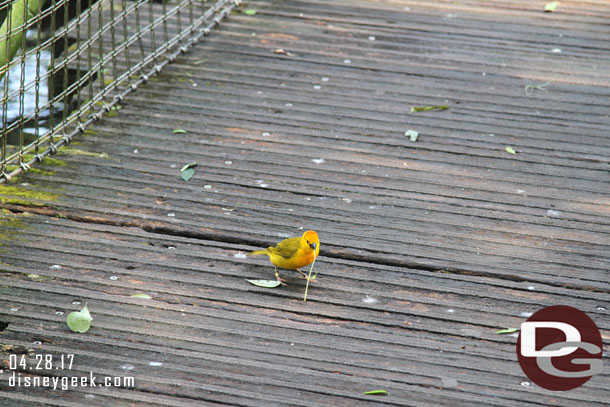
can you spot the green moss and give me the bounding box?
[27,273,51,281]
[0,212,29,241]
[22,154,67,167]
[4,154,64,175]
[31,168,55,176]
[83,129,98,136]
[45,157,66,167]
[0,198,43,206]
[5,165,55,176]
[0,185,60,206]
[0,215,26,228]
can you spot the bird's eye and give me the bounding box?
[306,240,310,244]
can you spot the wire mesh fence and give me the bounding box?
[1,0,239,183]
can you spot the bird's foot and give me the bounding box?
[296,271,318,283]
[275,270,288,286]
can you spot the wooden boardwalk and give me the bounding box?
[1,0,609,405]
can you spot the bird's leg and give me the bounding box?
[274,266,287,286]
[296,268,317,282]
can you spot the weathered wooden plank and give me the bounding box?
[1,275,608,404]
[4,191,608,292]
[147,62,610,143]
[1,221,609,406]
[6,228,603,321]
[3,216,609,334]
[103,97,610,183]
[3,162,608,291]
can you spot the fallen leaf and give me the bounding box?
[66,303,93,333]
[131,293,152,299]
[405,129,419,142]
[363,390,388,396]
[180,162,197,182]
[247,279,282,288]
[544,1,558,12]
[173,129,187,134]
[243,9,256,15]
[496,328,519,334]
[181,168,195,182]
[410,105,449,113]
[273,49,292,56]
[505,146,517,155]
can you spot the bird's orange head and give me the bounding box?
[301,230,320,257]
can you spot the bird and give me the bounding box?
[248,230,320,285]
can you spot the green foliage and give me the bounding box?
[66,303,93,333]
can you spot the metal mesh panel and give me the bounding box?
[1,0,239,183]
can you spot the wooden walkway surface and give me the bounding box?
[1,0,609,405]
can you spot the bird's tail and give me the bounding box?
[247,249,269,256]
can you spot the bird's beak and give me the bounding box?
[310,242,317,250]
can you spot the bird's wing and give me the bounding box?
[267,237,301,259]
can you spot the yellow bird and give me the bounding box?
[248,230,320,285]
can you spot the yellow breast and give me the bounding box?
[268,248,315,270]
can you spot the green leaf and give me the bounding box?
[496,328,518,334]
[180,162,197,182]
[173,129,187,134]
[505,146,517,155]
[405,129,419,142]
[363,390,388,396]
[181,168,195,181]
[243,9,256,15]
[130,293,152,299]
[66,303,93,333]
[247,279,282,288]
[409,105,449,113]
[544,1,558,12]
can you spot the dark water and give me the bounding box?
[1,30,66,145]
